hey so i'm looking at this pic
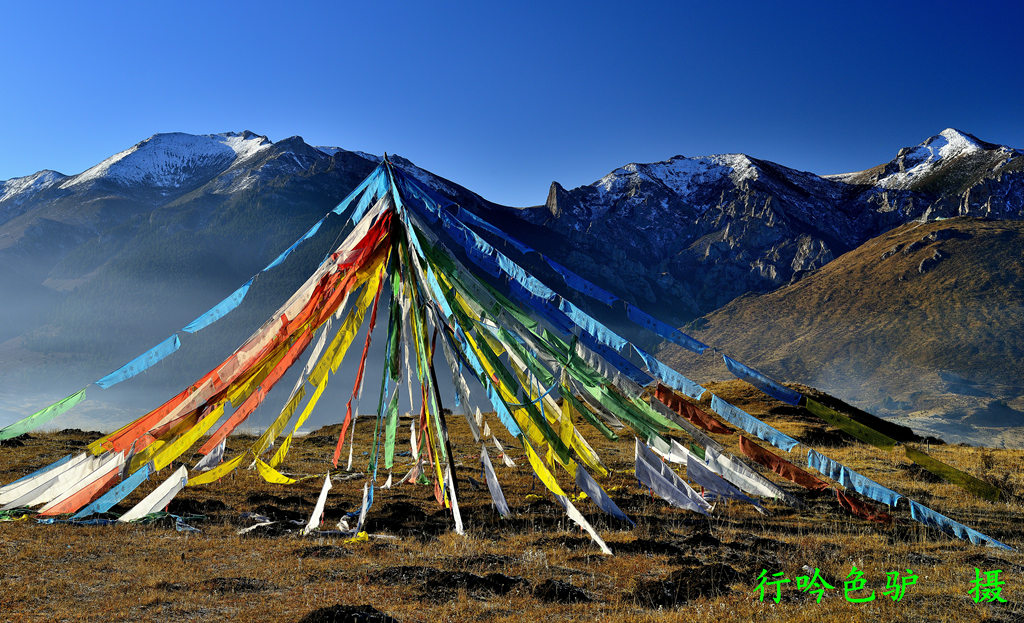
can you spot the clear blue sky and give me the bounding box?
[1,0,1022,206]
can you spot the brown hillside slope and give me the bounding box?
[660,217,1024,447]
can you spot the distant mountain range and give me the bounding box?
[512,128,1023,322]
[1,128,1021,441]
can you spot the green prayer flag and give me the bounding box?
[0,388,87,441]
[805,397,897,451]
[384,389,400,469]
[904,446,1001,502]
[689,443,706,461]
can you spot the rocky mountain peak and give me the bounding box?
[0,169,67,204]
[58,131,272,190]
[510,129,1023,328]
[828,129,1017,191]
[594,153,760,202]
[890,128,984,174]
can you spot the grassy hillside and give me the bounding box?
[660,218,1024,447]
[1,380,1022,622]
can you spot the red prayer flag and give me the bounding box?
[37,466,121,517]
[738,435,830,491]
[655,384,732,435]
[835,488,892,524]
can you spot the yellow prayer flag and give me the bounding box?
[255,459,297,485]
[186,453,248,486]
[522,436,566,497]
[150,403,226,472]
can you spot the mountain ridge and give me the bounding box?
[1,128,1021,440]
[516,128,1022,324]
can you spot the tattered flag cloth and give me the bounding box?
[835,488,891,524]
[907,499,1011,550]
[255,459,297,485]
[635,439,710,515]
[302,473,332,534]
[655,384,730,434]
[263,219,325,271]
[480,445,510,517]
[722,355,803,406]
[710,394,799,452]
[806,449,901,507]
[547,259,616,306]
[639,354,704,400]
[37,452,125,516]
[804,397,896,451]
[703,444,792,502]
[183,278,255,334]
[0,454,87,506]
[120,466,188,523]
[738,435,829,492]
[71,463,152,519]
[647,434,693,464]
[904,446,1001,502]
[2,454,106,510]
[686,453,764,513]
[0,454,72,494]
[194,438,226,472]
[625,304,708,354]
[575,464,632,524]
[456,206,533,256]
[647,398,723,453]
[0,389,87,442]
[95,335,181,389]
[445,465,465,536]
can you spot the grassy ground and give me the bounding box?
[1,380,1022,622]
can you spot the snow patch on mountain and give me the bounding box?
[61,132,270,189]
[0,170,66,204]
[833,129,988,189]
[390,156,458,197]
[221,132,272,161]
[314,146,382,164]
[354,151,382,163]
[596,154,758,201]
[211,140,327,195]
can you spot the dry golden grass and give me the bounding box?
[1,381,1022,622]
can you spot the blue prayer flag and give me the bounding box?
[723,355,803,406]
[710,394,799,452]
[806,449,902,507]
[183,278,254,334]
[95,335,181,389]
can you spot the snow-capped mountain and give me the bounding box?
[0,128,1021,420]
[0,131,499,402]
[0,169,66,204]
[511,129,1023,324]
[59,131,271,190]
[829,128,1018,191]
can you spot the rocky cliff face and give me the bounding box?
[504,129,1023,325]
